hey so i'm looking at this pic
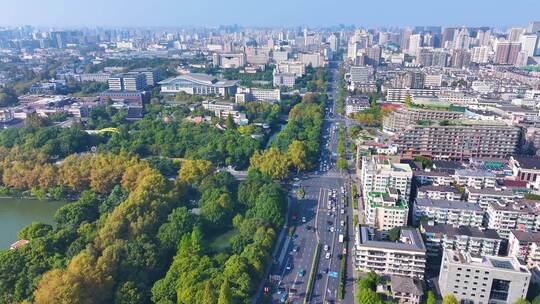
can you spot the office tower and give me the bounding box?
[408,34,422,55]
[417,48,433,66]
[495,42,522,64]
[471,46,490,64]
[438,249,530,304]
[349,66,374,83]
[407,72,425,89]
[508,27,524,42]
[432,50,449,67]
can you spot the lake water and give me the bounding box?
[0,198,67,249]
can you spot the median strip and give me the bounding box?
[304,242,321,304]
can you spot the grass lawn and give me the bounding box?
[208,228,238,252]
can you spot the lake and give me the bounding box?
[0,198,67,249]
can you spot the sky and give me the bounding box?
[1,0,540,29]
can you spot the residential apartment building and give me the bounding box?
[421,224,502,259]
[438,249,530,304]
[466,188,524,211]
[355,226,426,279]
[416,185,461,201]
[360,156,413,200]
[382,107,464,133]
[131,68,160,86]
[454,169,497,189]
[486,200,540,239]
[348,66,374,83]
[414,170,454,187]
[389,276,424,304]
[508,230,540,267]
[395,120,521,160]
[298,52,324,68]
[364,189,408,231]
[345,95,370,115]
[413,198,484,227]
[385,88,439,103]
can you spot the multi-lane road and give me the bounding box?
[262,62,358,304]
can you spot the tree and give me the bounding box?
[515,299,530,304]
[387,227,401,241]
[442,294,459,304]
[17,222,52,240]
[218,279,233,304]
[426,291,436,304]
[337,158,348,171]
[178,159,213,184]
[404,94,412,107]
[249,147,291,180]
[357,287,383,304]
[287,140,309,174]
[0,88,18,107]
[33,252,114,304]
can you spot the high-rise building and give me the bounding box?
[471,46,490,64]
[520,33,540,57]
[348,66,374,83]
[452,28,471,50]
[438,249,530,304]
[441,27,456,48]
[328,33,339,52]
[408,34,422,55]
[364,189,408,231]
[365,46,382,66]
[527,21,540,34]
[495,42,522,64]
[401,28,413,50]
[508,27,524,42]
[451,49,471,68]
[407,72,425,89]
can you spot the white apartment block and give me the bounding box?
[355,226,426,279]
[454,169,497,189]
[486,201,540,239]
[439,249,530,304]
[416,185,462,201]
[360,156,413,200]
[298,53,325,68]
[508,230,540,267]
[235,87,281,102]
[421,224,502,259]
[273,72,296,87]
[413,198,484,227]
[466,188,524,211]
[364,189,408,231]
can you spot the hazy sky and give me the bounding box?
[1,0,539,29]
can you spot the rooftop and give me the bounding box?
[444,249,530,274]
[358,225,426,253]
[415,198,483,212]
[510,230,540,243]
[422,223,500,240]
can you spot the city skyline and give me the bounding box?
[1,0,540,29]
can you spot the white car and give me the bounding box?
[340,209,345,215]
[324,245,329,251]
[325,252,331,259]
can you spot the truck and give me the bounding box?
[338,234,344,243]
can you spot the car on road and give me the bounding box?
[286,263,292,270]
[324,244,329,251]
[298,268,306,277]
[340,209,345,215]
[292,246,299,253]
[340,220,345,226]
[325,252,331,259]
[301,216,306,223]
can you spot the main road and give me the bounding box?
[261,61,358,304]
